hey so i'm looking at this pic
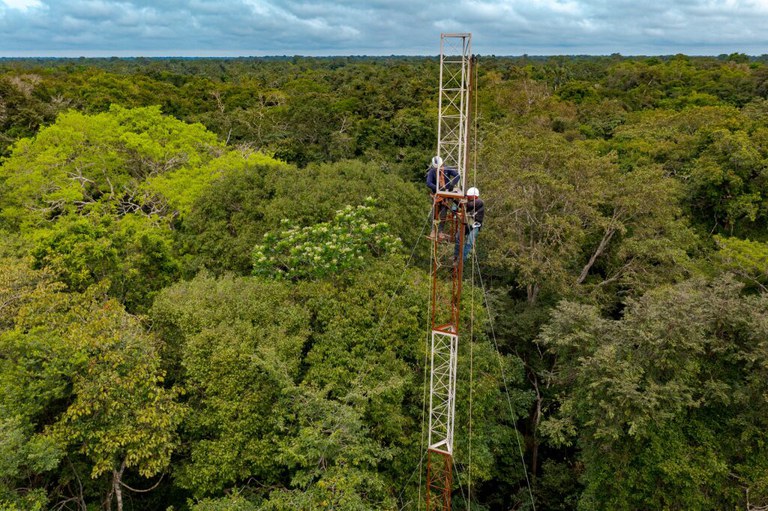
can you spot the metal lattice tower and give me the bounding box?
[426,32,473,511]
[435,33,472,197]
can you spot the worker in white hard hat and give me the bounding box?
[425,155,460,194]
[426,155,461,240]
[462,186,484,261]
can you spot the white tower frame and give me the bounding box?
[435,33,472,198]
[428,329,459,454]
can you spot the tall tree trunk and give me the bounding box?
[577,227,616,284]
[112,461,126,511]
[105,482,113,511]
[527,282,540,304]
[530,373,543,476]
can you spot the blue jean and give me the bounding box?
[454,226,481,261]
[464,225,480,260]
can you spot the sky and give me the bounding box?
[0,0,767,57]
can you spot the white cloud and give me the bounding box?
[0,0,767,55]
[2,0,42,10]
[529,0,582,15]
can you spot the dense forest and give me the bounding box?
[1,52,767,510]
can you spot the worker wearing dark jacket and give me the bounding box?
[462,187,484,261]
[426,155,461,240]
[426,156,460,194]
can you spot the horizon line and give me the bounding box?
[1,52,766,59]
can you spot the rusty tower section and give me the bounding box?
[426,32,473,511]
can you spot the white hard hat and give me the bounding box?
[431,155,443,168]
[467,187,480,197]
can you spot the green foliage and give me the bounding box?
[263,388,396,510]
[0,105,220,230]
[480,128,609,301]
[0,73,64,157]
[258,466,392,511]
[0,416,60,477]
[47,298,185,480]
[0,260,182,507]
[611,105,768,236]
[149,267,420,503]
[181,159,426,276]
[151,274,311,496]
[0,102,277,230]
[30,216,119,291]
[480,127,693,305]
[0,104,285,312]
[252,199,400,279]
[540,277,768,509]
[713,235,768,291]
[190,494,259,511]
[534,460,582,511]
[30,214,179,312]
[0,489,48,511]
[149,148,282,218]
[0,416,61,509]
[174,161,284,276]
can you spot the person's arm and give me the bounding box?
[445,166,460,190]
[473,198,485,225]
[426,167,437,193]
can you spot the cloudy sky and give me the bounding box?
[0,0,767,57]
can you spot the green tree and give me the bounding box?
[29,214,179,312]
[252,199,400,280]
[0,105,283,311]
[0,259,62,510]
[180,159,427,277]
[712,235,768,292]
[0,105,219,230]
[150,274,311,497]
[611,105,768,237]
[480,129,607,303]
[480,128,691,305]
[0,260,182,511]
[540,277,768,510]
